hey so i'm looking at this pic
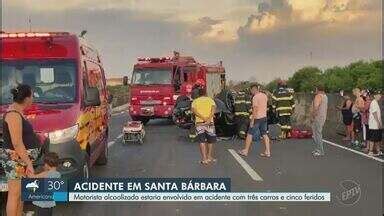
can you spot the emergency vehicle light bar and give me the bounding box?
[137,57,151,61]
[0,32,70,38]
[137,57,172,62]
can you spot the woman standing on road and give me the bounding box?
[341,96,354,141]
[2,84,40,216]
[351,88,365,146]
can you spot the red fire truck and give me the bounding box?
[127,52,226,124]
[0,32,111,181]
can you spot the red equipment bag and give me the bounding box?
[290,128,313,139]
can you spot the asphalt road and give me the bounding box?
[54,111,383,216]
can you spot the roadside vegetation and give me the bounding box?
[229,59,382,93]
[107,85,130,107]
[265,59,383,93]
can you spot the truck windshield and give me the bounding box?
[131,69,172,85]
[1,60,77,105]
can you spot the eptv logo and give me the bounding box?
[337,180,361,206]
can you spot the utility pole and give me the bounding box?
[28,16,32,32]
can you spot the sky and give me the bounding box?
[2,0,382,83]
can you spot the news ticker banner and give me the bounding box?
[21,178,330,202]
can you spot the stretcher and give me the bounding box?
[123,121,145,144]
[290,128,312,139]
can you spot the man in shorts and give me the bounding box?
[191,88,217,165]
[238,84,271,157]
[367,90,382,156]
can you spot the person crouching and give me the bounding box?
[31,152,61,216]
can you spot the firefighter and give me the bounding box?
[272,80,295,139]
[233,89,252,139]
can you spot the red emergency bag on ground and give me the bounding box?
[290,128,312,139]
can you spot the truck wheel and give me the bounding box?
[95,132,108,166]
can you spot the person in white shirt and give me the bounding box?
[367,90,382,156]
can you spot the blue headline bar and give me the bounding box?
[68,178,231,193]
[22,178,231,202]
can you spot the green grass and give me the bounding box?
[107,85,130,107]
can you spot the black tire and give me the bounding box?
[167,117,174,125]
[141,118,150,125]
[1,192,7,216]
[175,95,190,105]
[216,89,235,113]
[95,131,108,166]
[214,115,236,137]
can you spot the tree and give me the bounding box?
[265,78,280,92]
[230,59,382,93]
[285,60,382,93]
[288,67,322,92]
[352,61,382,90]
[322,66,353,92]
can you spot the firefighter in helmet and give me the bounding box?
[272,79,295,139]
[233,88,252,139]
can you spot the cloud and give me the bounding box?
[2,0,381,82]
[238,12,278,36]
[2,5,193,78]
[189,17,223,36]
[238,0,380,38]
[232,0,381,82]
[188,17,238,43]
[4,0,251,44]
[8,0,377,44]
[5,0,137,11]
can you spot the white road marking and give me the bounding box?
[323,139,384,163]
[112,111,126,117]
[117,133,123,139]
[228,149,263,181]
[108,133,124,147]
[108,141,115,147]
